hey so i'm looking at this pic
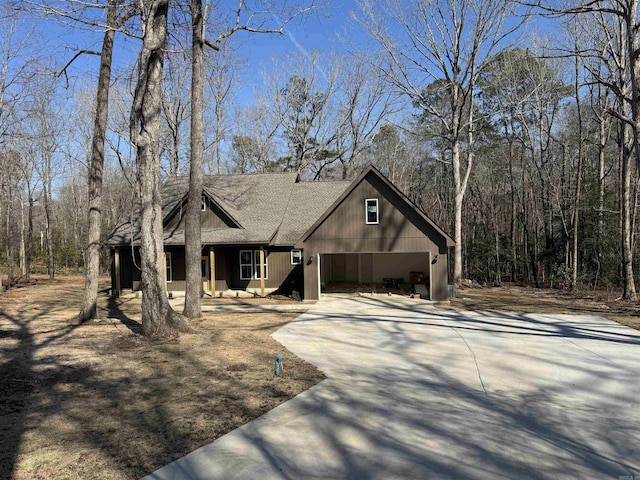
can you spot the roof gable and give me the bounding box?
[106,172,299,246]
[296,165,455,247]
[269,180,351,246]
[162,188,242,229]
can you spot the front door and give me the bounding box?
[201,256,210,293]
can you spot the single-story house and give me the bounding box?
[105,165,455,301]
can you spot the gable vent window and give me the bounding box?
[365,198,379,224]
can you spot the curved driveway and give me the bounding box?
[146,296,640,479]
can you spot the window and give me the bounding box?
[201,195,207,211]
[201,259,207,278]
[239,250,268,280]
[291,249,302,265]
[240,250,253,280]
[165,252,173,283]
[365,198,379,224]
[254,250,269,279]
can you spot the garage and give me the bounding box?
[295,167,454,301]
[320,252,433,298]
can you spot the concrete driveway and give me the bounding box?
[145,296,640,479]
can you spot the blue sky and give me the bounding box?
[33,1,362,84]
[30,0,562,106]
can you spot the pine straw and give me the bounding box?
[0,276,324,480]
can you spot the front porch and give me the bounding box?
[111,245,302,299]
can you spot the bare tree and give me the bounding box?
[268,51,340,176]
[131,0,190,337]
[526,1,639,299]
[182,1,316,319]
[357,0,523,285]
[229,102,280,172]
[204,41,242,174]
[567,23,585,290]
[0,17,37,289]
[183,0,205,319]
[160,55,190,176]
[79,0,118,321]
[325,55,397,179]
[24,76,67,281]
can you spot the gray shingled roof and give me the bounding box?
[105,172,348,247]
[270,180,351,245]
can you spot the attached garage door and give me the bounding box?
[320,252,431,296]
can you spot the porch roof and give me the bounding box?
[105,172,350,247]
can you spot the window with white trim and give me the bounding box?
[240,250,253,280]
[291,249,302,265]
[365,198,379,224]
[201,195,207,211]
[165,252,173,283]
[239,250,269,280]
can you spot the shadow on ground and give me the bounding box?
[0,280,315,479]
[147,295,640,479]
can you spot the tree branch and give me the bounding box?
[56,49,101,88]
[204,2,317,51]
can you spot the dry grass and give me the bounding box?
[0,276,324,480]
[438,285,640,330]
[200,296,306,305]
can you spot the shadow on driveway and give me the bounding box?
[145,297,640,479]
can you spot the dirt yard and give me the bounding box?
[439,285,640,330]
[200,296,305,305]
[0,276,324,480]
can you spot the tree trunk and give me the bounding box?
[26,193,33,283]
[622,122,637,299]
[183,0,205,319]
[132,0,190,337]
[452,85,474,285]
[508,138,517,283]
[624,1,639,300]
[452,135,464,284]
[4,200,14,286]
[20,191,25,277]
[43,177,54,280]
[571,54,583,290]
[79,0,117,321]
[215,100,222,175]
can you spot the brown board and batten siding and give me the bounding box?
[225,247,299,291]
[107,167,453,301]
[298,169,452,301]
[162,247,299,293]
[164,197,237,232]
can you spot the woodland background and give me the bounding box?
[0,0,638,298]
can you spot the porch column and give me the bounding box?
[114,248,121,297]
[209,246,216,297]
[317,253,321,299]
[163,251,168,293]
[259,246,265,297]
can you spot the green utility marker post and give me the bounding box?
[274,354,283,375]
